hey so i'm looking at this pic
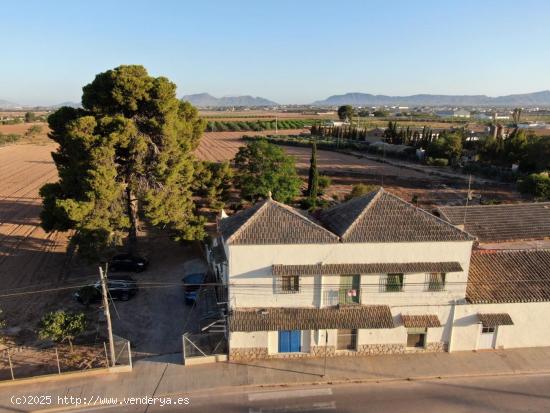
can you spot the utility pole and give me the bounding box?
[322,329,328,377]
[275,116,278,135]
[99,265,116,367]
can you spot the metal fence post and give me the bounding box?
[55,348,61,374]
[7,351,14,380]
[127,340,132,369]
[182,334,186,365]
[103,342,109,368]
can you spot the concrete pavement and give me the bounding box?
[2,347,550,412]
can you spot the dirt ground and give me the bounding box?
[0,141,213,368]
[0,143,71,323]
[104,237,209,357]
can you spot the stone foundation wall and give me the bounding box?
[229,342,447,361]
[229,347,268,361]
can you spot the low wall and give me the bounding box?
[229,342,447,361]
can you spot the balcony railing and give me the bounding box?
[323,288,361,306]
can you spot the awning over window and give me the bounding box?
[401,314,442,328]
[229,305,395,332]
[477,313,514,327]
[272,262,463,276]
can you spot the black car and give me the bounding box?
[74,276,138,304]
[109,253,149,272]
[182,272,207,305]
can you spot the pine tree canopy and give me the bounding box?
[40,65,206,259]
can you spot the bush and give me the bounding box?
[39,310,86,351]
[426,157,449,166]
[518,172,550,200]
[0,133,21,145]
[318,175,331,195]
[345,183,379,200]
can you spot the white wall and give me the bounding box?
[226,241,473,309]
[230,331,268,348]
[452,302,550,351]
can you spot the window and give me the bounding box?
[276,275,300,294]
[384,273,404,292]
[407,328,426,348]
[427,272,446,291]
[482,326,495,334]
[337,329,357,350]
[339,274,360,304]
[278,330,301,352]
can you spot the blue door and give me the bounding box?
[279,330,301,353]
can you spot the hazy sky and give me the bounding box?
[2,0,550,105]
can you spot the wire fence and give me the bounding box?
[0,337,131,381]
[182,332,227,363]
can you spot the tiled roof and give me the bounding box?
[219,199,339,245]
[401,314,442,328]
[272,262,463,276]
[466,249,550,303]
[228,305,394,332]
[437,202,550,242]
[477,313,514,327]
[320,188,474,243]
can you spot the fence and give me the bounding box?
[182,332,227,365]
[0,337,132,381]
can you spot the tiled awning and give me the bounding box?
[401,314,442,328]
[272,262,463,276]
[229,305,394,332]
[478,313,514,327]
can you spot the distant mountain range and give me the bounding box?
[0,99,21,109]
[4,90,550,109]
[0,100,82,109]
[312,91,550,107]
[181,93,278,107]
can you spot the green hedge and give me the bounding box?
[206,119,318,132]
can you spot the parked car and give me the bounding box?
[108,253,149,272]
[182,272,207,305]
[74,276,138,304]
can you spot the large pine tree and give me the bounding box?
[40,65,206,259]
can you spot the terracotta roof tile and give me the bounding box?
[466,249,550,303]
[437,202,550,242]
[320,188,474,243]
[401,314,442,328]
[229,305,394,332]
[477,313,514,327]
[219,199,339,245]
[272,262,463,276]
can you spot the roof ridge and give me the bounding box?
[341,188,384,239]
[473,248,550,254]
[438,201,550,210]
[226,199,269,243]
[270,199,340,240]
[383,190,476,240]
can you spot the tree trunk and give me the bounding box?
[126,186,138,254]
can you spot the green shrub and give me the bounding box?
[345,183,379,200]
[39,310,87,351]
[518,172,550,200]
[0,133,21,145]
[426,157,449,166]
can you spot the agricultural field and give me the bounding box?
[199,109,338,121]
[196,131,523,208]
[0,143,71,326]
[0,122,50,145]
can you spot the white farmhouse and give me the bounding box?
[215,188,550,360]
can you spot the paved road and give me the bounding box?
[70,373,550,413]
